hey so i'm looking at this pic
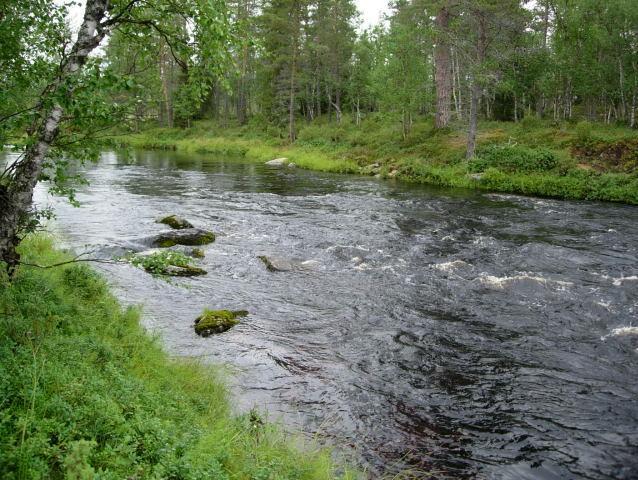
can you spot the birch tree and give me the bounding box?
[0,0,229,274]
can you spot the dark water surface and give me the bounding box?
[19,150,638,478]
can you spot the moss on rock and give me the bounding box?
[191,232,216,245]
[258,256,276,271]
[160,265,207,277]
[128,250,207,277]
[158,215,194,230]
[194,310,248,337]
[153,229,216,248]
[191,248,205,259]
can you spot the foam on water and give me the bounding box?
[602,326,638,341]
[612,275,638,286]
[432,260,471,272]
[478,273,573,290]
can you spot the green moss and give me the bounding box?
[258,255,277,272]
[157,239,177,248]
[158,215,193,230]
[0,235,357,479]
[127,250,205,277]
[191,248,206,259]
[153,230,216,248]
[190,232,215,245]
[194,309,248,336]
[163,265,207,277]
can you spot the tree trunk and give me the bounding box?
[619,58,626,122]
[159,39,174,128]
[451,47,462,120]
[0,0,111,274]
[466,81,481,159]
[288,17,298,142]
[466,15,486,159]
[631,62,637,128]
[434,5,451,129]
[536,0,550,119]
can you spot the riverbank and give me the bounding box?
[0,236,356,479]
[112,116,638,204]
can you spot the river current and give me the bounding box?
[16,149,638,478]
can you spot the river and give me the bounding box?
[16,149,638,478]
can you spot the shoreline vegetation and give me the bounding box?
[0,236,358,479]
[111,117,638,205]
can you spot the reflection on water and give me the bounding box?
[7,148,637,479]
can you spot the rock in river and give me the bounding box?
[265,158,289,167]
[258,255,293,272]
[157,215,194,229]
[194,309,249,337]
[157,265,207,277]
[153,228,216,248]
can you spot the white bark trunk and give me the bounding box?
[1,0,112,273]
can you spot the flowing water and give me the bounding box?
[12,149,638,478]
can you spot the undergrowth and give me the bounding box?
[110,115,638,204]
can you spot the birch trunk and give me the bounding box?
[434,5,451,129]
[0,0,112,274]
[466,15,486,159]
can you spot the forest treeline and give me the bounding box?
[3,0,638,269]
[107,0,638,158]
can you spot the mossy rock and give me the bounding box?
[258,256,292,272]
[156,265,207,277]
[129,250,207,277]
[191,248,205,259]
[360,163,381,176]
[194,310,249,337]
[153,228,216,248]
[158,215,194,230]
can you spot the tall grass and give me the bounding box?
[0,236,358,479]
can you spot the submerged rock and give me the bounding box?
[158,215,194,230]
[300,259,320,269]
[265,157,289,166]
[360,163,381,176]
[165,245,206,258]
[258,255,293,272]
[194,309,249,337]
[153,228,216,248]
[157,265,207,277]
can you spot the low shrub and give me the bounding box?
[469,144,558,173]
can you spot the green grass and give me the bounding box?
[110,115,638,204]
[0,236,358,479]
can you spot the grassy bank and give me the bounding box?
[0,236,356,479]
[112,115,638,204]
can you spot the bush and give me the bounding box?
[575,120,595,144]
[518,115,543,130]
[469,144,558,173]
[127,250,193,274]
